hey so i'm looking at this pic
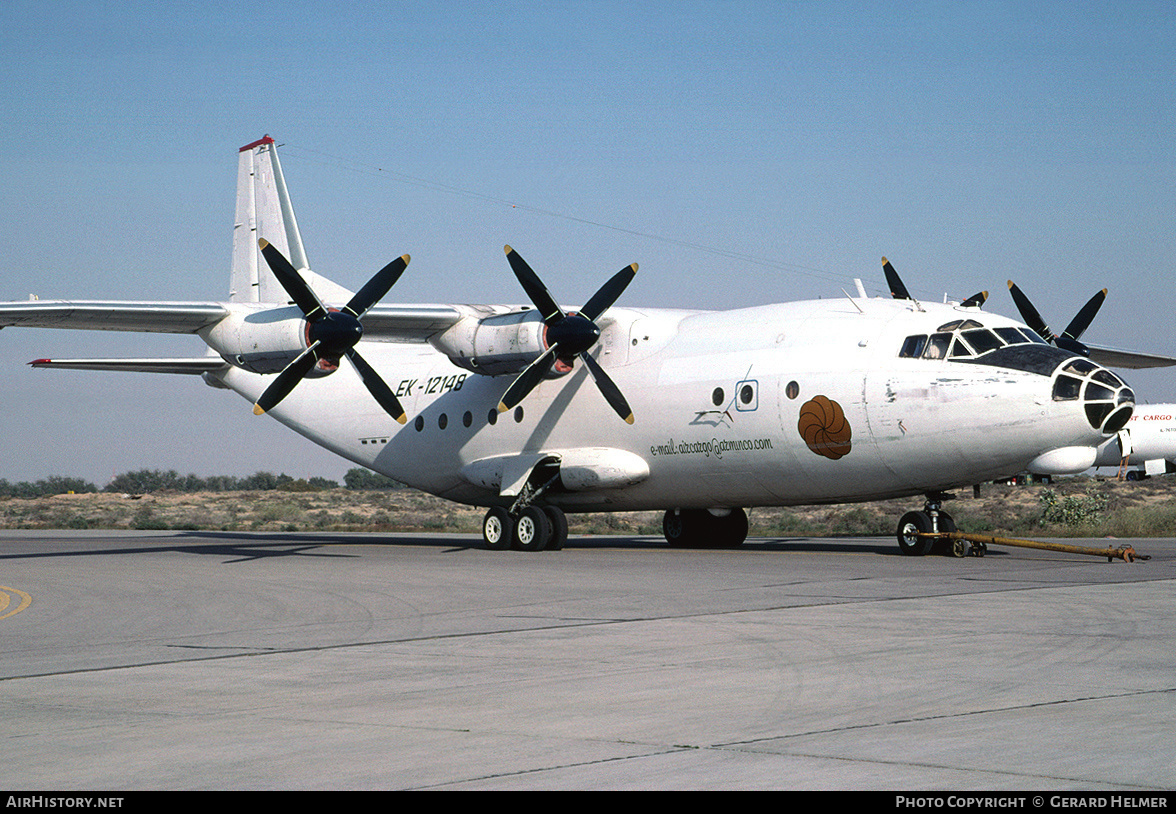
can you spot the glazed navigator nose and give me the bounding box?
[1051,357,1134,434]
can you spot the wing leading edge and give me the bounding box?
[0,301,229,333]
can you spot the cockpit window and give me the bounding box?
[937,319,983,332]
[899,335,928,358]
[961,328,1003,355]
[948,336,975,358]
[924,333,952,360]
[900,321,1048,362]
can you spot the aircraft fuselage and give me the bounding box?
[217,294,1127,513]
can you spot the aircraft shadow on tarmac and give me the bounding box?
[0,530,968,561]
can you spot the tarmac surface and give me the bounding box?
[1,529,1173,791]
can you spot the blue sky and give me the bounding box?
[1,1,1173,484]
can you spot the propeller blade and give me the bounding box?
[253,341,321,415]
[579,264,637,322]
[497,345,558,413]
[345,347,407,424]
[505,246,564,323]
[343,254,411,319]
[579,351,634,424]
[1007,281,1056,343]
[259,239,326,320]
[1061,288,1108,343]
[882,257,913,300]
[961,291,988,308]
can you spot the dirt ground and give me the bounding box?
[3,474,1173,538]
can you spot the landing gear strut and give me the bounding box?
[896,493,974,557]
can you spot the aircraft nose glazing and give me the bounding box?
[1051,358,1134,434]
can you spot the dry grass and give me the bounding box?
[2,475,1173,538]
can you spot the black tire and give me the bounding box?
[716,508,748,548]
[543,506,568,551]
[513,506,551,552]
[482,507,512,551]
[896,510,934,556]
[663,509,698,547]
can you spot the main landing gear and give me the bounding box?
[481,505,569,552]
[662,508,749,548]
[896,493,986,558]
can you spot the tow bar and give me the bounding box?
[920,531,1150,563]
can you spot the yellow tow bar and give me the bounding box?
[920,531,1150,563]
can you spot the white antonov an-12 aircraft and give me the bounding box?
[2,136,1170,554]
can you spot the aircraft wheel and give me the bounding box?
[663,509,699,547]
[543,506,568,551]
[513,506,551,552]
[896,510,934,556]
[482,507,512,551]
[714,508,749,548]
[934,512,957,556]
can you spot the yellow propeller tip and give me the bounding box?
[624,414,635,425]
[395,413,407,425]
[252,404,266,416]
[503,245,513,255]
[258,238,269,250]
[496,402,509,413]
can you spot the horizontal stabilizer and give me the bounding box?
[29,358,229,375]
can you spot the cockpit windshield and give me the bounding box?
[898,321,1045,361]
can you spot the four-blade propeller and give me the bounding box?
[500,246,637,424]
[882,257,987,309]
[1007,280,1107,357]
[253,239,410,423]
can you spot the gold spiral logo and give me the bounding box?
[798,395,852,460]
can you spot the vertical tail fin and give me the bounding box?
[231,137,351,304]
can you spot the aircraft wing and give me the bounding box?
[0,300,467,341]
[28,358,229,375]
[1087,344,1176,370]
[0,301,229,333]
[357,304,465,341]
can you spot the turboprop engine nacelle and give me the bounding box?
[200,306,322,375]
[430,309,554,377]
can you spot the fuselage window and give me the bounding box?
[487,409,498,426]
[463,410,473,428]
[414,416,425,432]
[438,413,448,430]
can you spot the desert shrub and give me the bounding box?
[1040,488,1110,527]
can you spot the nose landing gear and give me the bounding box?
[896,493,970,556]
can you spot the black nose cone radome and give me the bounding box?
[1050,358,1135,434]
